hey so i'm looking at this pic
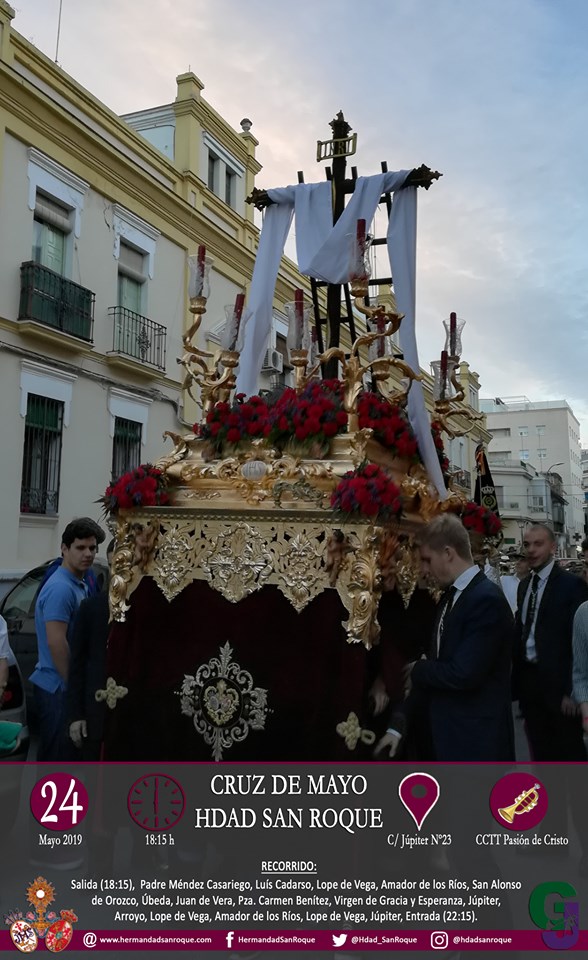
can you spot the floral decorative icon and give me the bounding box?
[3,878,78,952]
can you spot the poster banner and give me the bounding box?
[1,761,585,956]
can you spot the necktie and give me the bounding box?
[435,586,456,655]
[522,573,539,651]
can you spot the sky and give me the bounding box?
[11,0,588,441]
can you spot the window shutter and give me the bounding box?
[34,194,72,232]
[119,242,145,279]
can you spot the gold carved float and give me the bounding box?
[109,286,475,650]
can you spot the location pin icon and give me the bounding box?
[398,773,440,831]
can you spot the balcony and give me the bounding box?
[107,307,166,373]
[18,261,95,344]
[448,463,472,493]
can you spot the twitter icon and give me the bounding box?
[333,933,348,947]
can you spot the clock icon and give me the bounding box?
[127,773,186,831]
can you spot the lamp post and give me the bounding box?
[545,461,564,477]
[516,518,527,546]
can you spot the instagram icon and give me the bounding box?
[431,931,449,949]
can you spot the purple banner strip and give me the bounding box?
[1,928,584,951]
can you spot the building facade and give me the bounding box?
[480,396,583,554]
[484,459,567,555]
[0,2,308,588]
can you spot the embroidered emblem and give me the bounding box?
[336,711,376,750]
[202,680,240,726]
[95,677,128,709]
[179,642,269,760]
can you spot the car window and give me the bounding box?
[1,571,44,620]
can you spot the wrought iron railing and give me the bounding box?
[448,463,472,491]
[19,261,95,341]
[108,306,166,371]
[20,487,60,515]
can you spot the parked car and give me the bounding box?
[0,649,29,760]
[0,643,29,837]
[0,559,109,716]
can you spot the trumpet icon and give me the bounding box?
[498,783,541,823]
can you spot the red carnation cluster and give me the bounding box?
[200,394,270,454]
[431,420,450,475]
[267,379,347,451]
[331,462,403,521]
[461,501,502,537]
[357,392,418,460]
[100,464,169,514]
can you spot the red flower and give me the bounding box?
[266,379,347,451]
[331,463,402,522]
[98,463,168,515]
[460,501,502,537]
[357,392,419,462]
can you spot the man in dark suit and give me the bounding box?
[67,540,113,760]
[376,513,514,761]
[513,523,588,760]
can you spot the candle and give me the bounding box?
[376,313,386,358]
[440,349,448,401]
[449,312,457,356]
[356,219,366,250]
[188,245,208,299]
[221,293,246,351]
[294,288,304,350]
[232,293,245,349]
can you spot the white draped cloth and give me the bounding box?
[236,173,447,498]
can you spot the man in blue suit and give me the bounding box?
[377,513,515,761]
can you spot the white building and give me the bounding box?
[485,459,567,555]
[581,448,588,542]
[480,396,584,555]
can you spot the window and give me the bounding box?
[491,427,511,438]
[488,450,511,461]
[518,426,528,437]
[118,242,145,314]
[537,448,547,459]
[536,425,545,436]
[108,387,151,453]
[208,152,219,193]
[32,195,70,273]
[112,205,159,280]
[520,449,530,461]
[225,168,236,207]
[112,417,142,479]
[20,394,64,515]
[532,496,544,508]
[27,148,88,254]
[110,213,162,367]
[202,133,244,212]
